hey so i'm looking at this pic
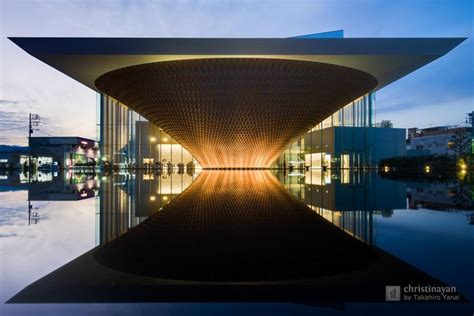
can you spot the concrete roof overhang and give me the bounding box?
[9,37,466,92]
[8,37,466,168]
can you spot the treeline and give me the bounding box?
[379,154,473,183]
[380,154,458,173]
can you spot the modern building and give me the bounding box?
[10,33,465,169]
[0,146,29,170]
[29,136,99,168]
[0,137,99,169]
[407,125,473,157]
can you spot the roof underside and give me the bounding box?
[9,37,465,92]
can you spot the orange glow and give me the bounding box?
[96,58,376,168]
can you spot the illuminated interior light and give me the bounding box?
[95,58,376,168]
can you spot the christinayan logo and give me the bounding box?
[385,286,401,301]
[385,285,461,302]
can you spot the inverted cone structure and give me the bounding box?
[96,58,377,168]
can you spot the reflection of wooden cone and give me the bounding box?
[95,170,378,282]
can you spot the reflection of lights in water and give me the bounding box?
[383,166,390,172]
[95,170,377,282]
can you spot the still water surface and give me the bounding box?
[0,170,472,315]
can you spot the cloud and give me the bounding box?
[0,189,96,304]
[0,99,36,105]
[0,0,472,146]
[376,96,473,129]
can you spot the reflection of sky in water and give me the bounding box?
[0,172,473,315]
[375,209,474,299]
[0,190,96,315]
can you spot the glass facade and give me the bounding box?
[97,94,199,170]
[275,93,375,170]
[98,90,405,170]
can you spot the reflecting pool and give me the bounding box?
[0,170,473,315]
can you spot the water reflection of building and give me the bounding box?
[408,181,474,211]
[0,171,99,225]
[0,171,98,200]
[97,171,198,244]
[275,170,406,243]
[0,171,28,191]
[28,172,98,201]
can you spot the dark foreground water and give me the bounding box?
[0,170,473,315]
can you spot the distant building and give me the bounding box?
[29,137,99,168]
[407,126,472,156]
[0,137,99,169]
[0,146,29,170]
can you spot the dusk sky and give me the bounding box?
[0,0,472,146]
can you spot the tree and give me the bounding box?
[448,131,471,158]
[380,120,393,128]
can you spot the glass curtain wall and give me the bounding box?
[97,94,198,170]
[275,92,375,169]
[99,92,374,170]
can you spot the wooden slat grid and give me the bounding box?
[96,58,377,168]
[95,170,377,282]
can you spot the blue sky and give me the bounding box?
[0,0,472,145]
